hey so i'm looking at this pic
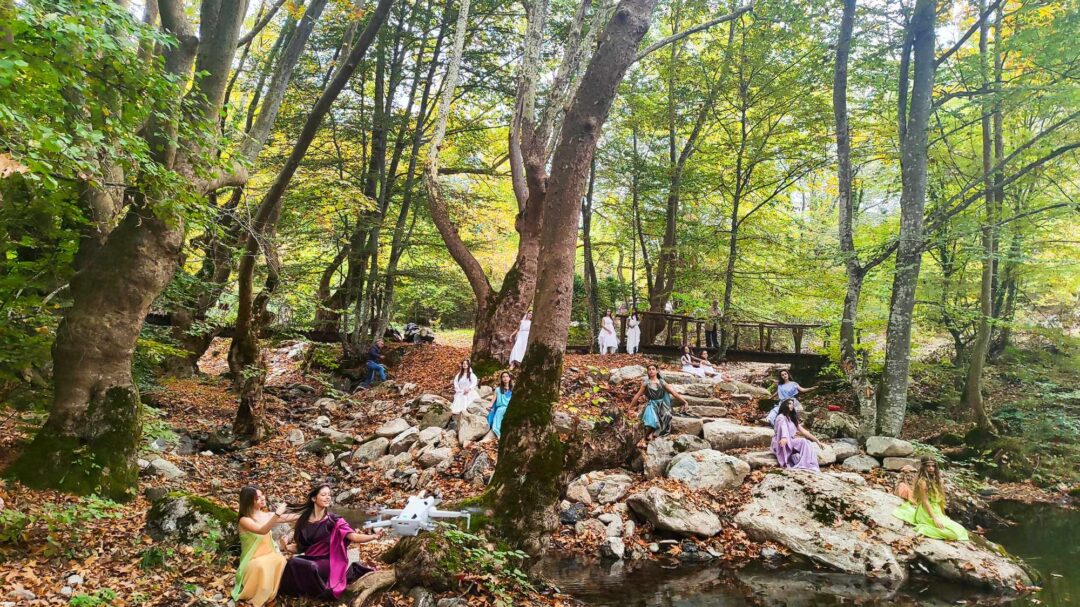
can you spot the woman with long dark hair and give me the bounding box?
[770,399,823,471]
[487,372,513,439]
[629,363,688,439]
[278,485,382,599]
[232,486,293,607]
[626,310,641,354]
[765,369,816,425]
[892,458,969,541]
[451,359,479,415]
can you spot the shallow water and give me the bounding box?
[541,500,1079,607]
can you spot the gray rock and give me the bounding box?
[8,590,34,601]
[830,441,860,462]
[60,586,73,597]
[322,453,335,466]
[314,415,331,428]
[813,411,860,439]
[408,394,452,410]
[702,419,774,450]
[553,412,576,434]
[353,437,390,462]
[389,427,420,455]
[377,418,412,438]
[883,456,921,471]
[464,452,493,483]
[419,405,452,430]
[669,416,704,437]
[417,446,453,469]
[626,487,722,537]
[457,413,490,444]
[575,518,607,537]
[679,383,718,398]
[437,599,469,607]
[817,444,838,466]
[144,493,236,552]
[608,365,647,384]
[137,458,151,470]
[624,520,636,539]
[866,436,914,458]
[684,404,729,418]
[314,397,341,412]
[842,454,881,472]
[598,513,621,525]
[605,519,624,538]
[417,426,443,445]
[673,434,710,453]
[737,450,779,470]
[602,536,626,560]
[286,429,305,445]
[144,486,169,503]
[66,574,84,586]
[734,470,1031,589]
[666,449,750,491]
[150,437,168,452]
[148,458,185,480]
[644,437,675,479]
[408,586,436,607]
[567,470,636,505]
[560,503,588,525]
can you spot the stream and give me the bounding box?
[539,501,1078,607]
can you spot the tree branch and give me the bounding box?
[634,2,752,62]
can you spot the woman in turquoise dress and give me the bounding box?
[487,372,513,438]
[892,458,969,541]
[629,364,688,439]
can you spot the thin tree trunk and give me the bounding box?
[582,157,601,351]
[961,0,997,433]
[876,0,936,437]
[229,0,394,441]
[486,0,657,554]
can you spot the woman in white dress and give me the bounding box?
[598,310,619,354]
[680,345,707,377]
[697,349,724,379]
[451,360,479,414]
[509,311,532,368]
[626,310,641,354]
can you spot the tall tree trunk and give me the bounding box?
[7,0,249,499]
[961,0,998,433]
[582,157,601,351]
[229,0,394,441]
[486,0,657,554]
[876,0,936,437]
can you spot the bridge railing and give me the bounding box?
[728,321,828,354]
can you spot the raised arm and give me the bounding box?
[239,509,284,535]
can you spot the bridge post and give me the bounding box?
[758,324,765,351]
[793,327,804,353]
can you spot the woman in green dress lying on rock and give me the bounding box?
[892,457,969,541]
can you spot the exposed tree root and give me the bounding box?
[348,569,396,607]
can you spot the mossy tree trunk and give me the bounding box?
[6,0,250,500]
[487,0,658,554]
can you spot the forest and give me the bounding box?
[0,0,1078,605]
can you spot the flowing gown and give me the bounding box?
[893,495,970,541]
[451,372,478,414]
[626,317,641,354]
[766,381,802,425]
[487,388,512,438]
[771,414,820,471]
[640,379,672,436]
[598,316,619,353]
[509,319,530,364]
[279,514,373,599]
[232,529,287,607]
[681,354,707,378]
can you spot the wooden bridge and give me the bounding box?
[570,311,832,376]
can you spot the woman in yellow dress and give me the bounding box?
[892,458,969,541]
[232,486,297,606]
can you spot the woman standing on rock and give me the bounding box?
[892,458,969,541]
[598,309,619,354]
[771,399,823,471]
[626,310,641,354]
[278,485,382,600]
[450,359,479,415]
[487,372,513,439]
[233,486,295,607]
[630,363,688,439]
[508,311,532,368]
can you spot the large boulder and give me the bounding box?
[679,383,717,398]
[830,441,860,462]
[734,470,1031,589]
[702,419,773,450]
[419,405,452,430]
[842,454,881,472]
[656,371,701,385]
[644,434,709,478]
[866,436,915,458]
[145,492,237,552]
[669,416,703,437]
[457,413,490,444]
[376,418,412,438]
[738,450,779,470]
[814,411,860,439]
[147,458,185,480]
[883,456,921,471]
[388,427,420,455]
[666,449,750,491]
[566,470,635,505]
[609,365,647,384]
[729,381,771,399]
[626,487,722,537]
[352,437,390,463]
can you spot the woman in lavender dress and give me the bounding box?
[771,399,824,471]
[278,485,382,600]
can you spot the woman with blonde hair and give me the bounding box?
[892,457,969,541]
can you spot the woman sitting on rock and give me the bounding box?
[680,345,709,378]
[487,371,513,439]
[278,485,383,600]
[233,486,295,607]
[450,359,479,415]
[765,369,816,426]
[892,458,969,541]
[630,363,688,439]
[771,399,823,471]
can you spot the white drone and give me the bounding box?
[362,492,471,537]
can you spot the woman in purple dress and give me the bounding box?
[771,399,824,471]
[278,485,383,600]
